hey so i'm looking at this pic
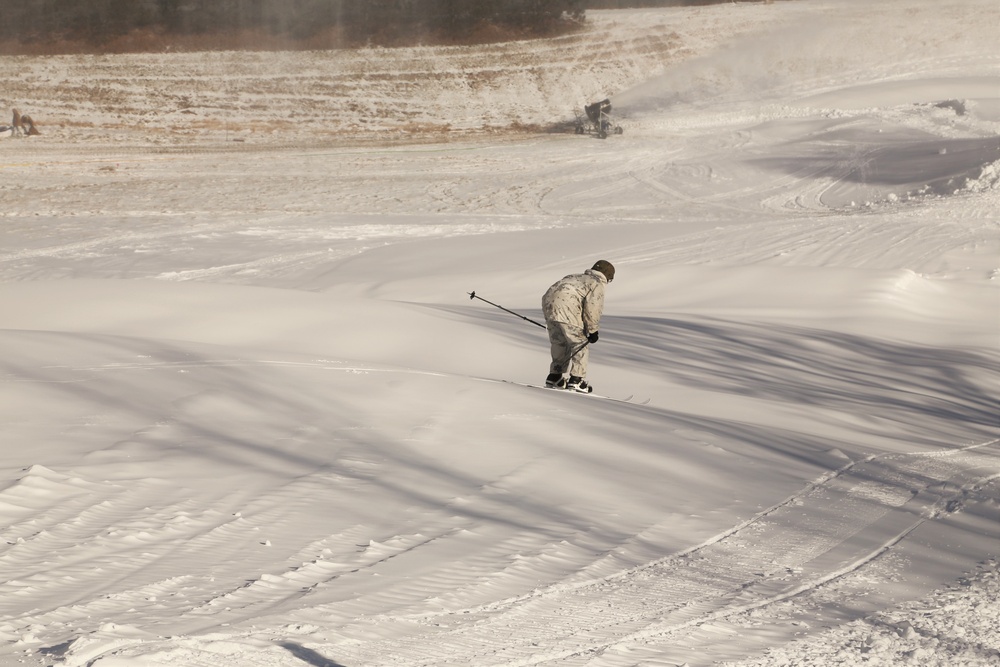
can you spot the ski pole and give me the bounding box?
[468,291,547,330]
[552,341,591,378]
[561,339,589,365]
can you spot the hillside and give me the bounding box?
[1,1,998,666]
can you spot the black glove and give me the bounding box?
[587,331,599,344]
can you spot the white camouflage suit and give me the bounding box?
[541,268,607,379]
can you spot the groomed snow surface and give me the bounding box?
[1,1,999,665]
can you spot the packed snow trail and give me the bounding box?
[278,443,1000,667]
[39,440,999,666]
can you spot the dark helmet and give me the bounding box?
[591,259,615,283]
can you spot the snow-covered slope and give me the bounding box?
[1,1,998,666]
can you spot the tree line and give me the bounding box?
[2,0,587,50]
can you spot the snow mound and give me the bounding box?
[963,159,1000,193]
[726,559,1000,667]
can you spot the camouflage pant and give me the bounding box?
[547,321,589,378]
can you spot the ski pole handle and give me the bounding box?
[468,291,547,329]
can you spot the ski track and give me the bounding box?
[4,344,998,661]
[7,119,993,287]
[298,440,1000,667]
[14,437,995,666]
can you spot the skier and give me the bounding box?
[541,260,615,393]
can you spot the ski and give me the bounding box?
[499,380,649,405]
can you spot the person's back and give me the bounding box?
[541,260,615,393]
[542,269,605,330]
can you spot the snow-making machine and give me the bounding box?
[575,99,623,139]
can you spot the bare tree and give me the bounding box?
[1,0,586,51]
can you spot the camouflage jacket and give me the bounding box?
[541,269,607,333]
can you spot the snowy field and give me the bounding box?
[1,1,999,665]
